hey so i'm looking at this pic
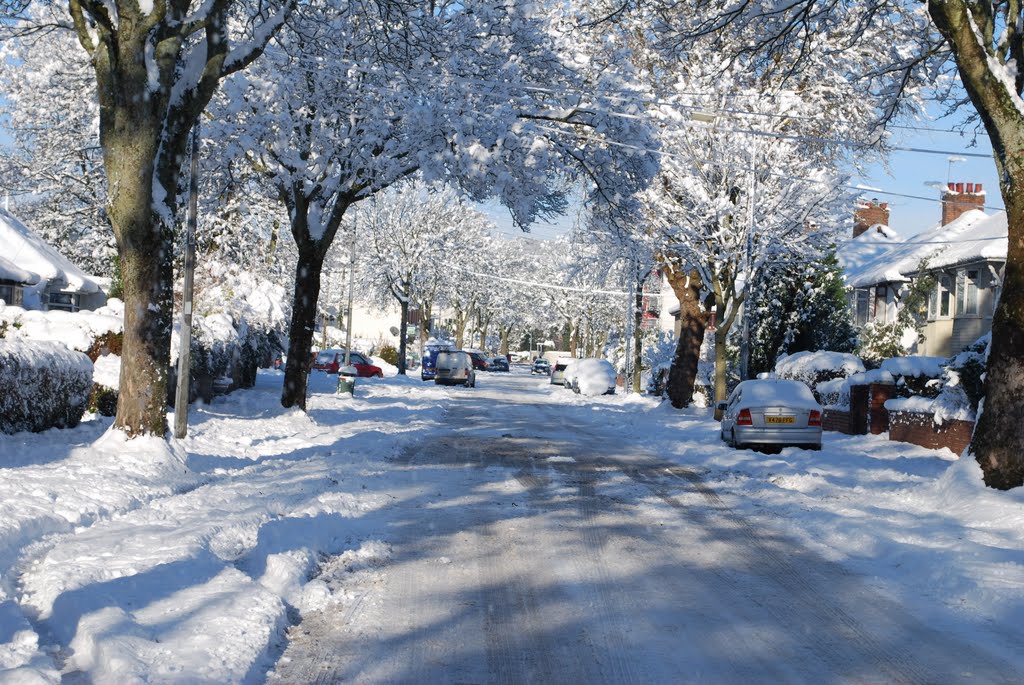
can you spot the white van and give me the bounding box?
[434,350,476,387]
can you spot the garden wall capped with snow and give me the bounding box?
[0,339,92,434]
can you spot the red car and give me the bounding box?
[467,350,491,372]
[312,349,384,377]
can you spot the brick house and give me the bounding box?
[839,182,1007,357]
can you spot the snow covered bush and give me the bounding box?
[856,321,918,365]
[0,339,92,434]
[775,351,865,386]
[939,337,988,416]
[774,350,866,407]
[377,344,400,367]
[880,356,945,399]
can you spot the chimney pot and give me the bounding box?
[976,183,982,192]
[956,182,964,193]
[948,182,955,190]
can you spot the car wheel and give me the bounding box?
[375,372,383,378]
[731,430,741,449]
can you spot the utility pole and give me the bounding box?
[174,123,200,439]
[343,213,356,369]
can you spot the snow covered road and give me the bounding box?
[271,374,1021,684]
[2,368,1022,684]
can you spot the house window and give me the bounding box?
[929,275,953,320]
[855,289,870,326]
[874,287,888,323]
[956,269,979,316]
[0,284,24,306]
[47,291,80,312]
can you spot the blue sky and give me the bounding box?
[850,121,1001,235]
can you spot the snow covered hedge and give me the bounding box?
[774,351,865,406]
[0,339,93,434]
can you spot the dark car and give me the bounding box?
[421,345,452,381]
[490,356,510,372]
[531,358,551,375]
[467,351,491,372]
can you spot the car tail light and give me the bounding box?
[808,410,822,427]
[736,409,753,426]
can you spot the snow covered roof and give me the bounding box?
[839,209,1004,288]
[0,254,40,285]
[0,209,100,293]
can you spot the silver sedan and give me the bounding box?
[718,379,823,451]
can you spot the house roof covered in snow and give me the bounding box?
[0,254,40,285]
[838,209,1005,288]
[0,209,100,293]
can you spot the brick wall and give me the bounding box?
[888,411,974,455]
[823,409,855,434]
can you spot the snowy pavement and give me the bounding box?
[1,368,1022,683]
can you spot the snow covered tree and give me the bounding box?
[0,13,110,274]
[218,0,656,409]
[1,0,292,436]
[747,255,856,377]
[360,180,490,374]
[646,0,1024,488]
[640,78,855,406]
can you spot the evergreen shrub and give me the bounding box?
[0,340,93,434]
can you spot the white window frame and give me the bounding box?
[956,268,980,317]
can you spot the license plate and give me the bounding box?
[766,416,794,424]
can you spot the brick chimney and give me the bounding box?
[941,182,985,225]
[853,198,890,238]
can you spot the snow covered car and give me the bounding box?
[434,350,476,387]
[567,358,616,396]
[718,379,822,451]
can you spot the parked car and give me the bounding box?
[466,350,491,372]
[531,358,551,375]
[566,358,616,396]
[312,349,383,377]
[490,356,510,372]
[718,379,822,451]
[550,357,573,385]
[434,350,476,387]
[312,349,345,374]
[421,346,443,381]
[340,350,384,378]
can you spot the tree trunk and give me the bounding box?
[665,268,707,408]
[499,326,512,356]
[478,314,490,351]
[110,167,175,436]
[281,245,326,409]
[929,1,1024,488]
[713,326,729,415]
